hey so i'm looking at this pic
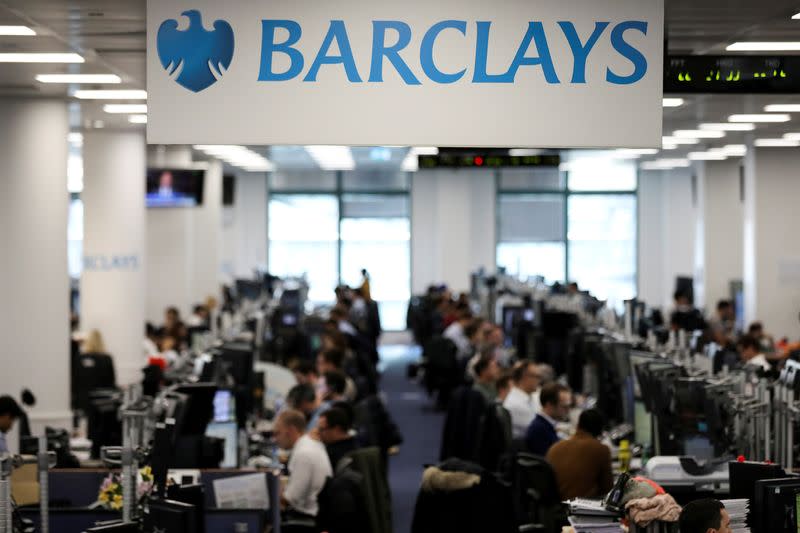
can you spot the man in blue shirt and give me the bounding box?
[525,383,571,456]
[0,396,23,454]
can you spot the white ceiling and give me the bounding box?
[0,0,799,166]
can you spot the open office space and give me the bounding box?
[3,1,800,532]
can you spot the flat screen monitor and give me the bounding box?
[167,484,206,533]
[146,168,205,208]
[222,174,235,206]
[212,389,236,423]
[235,279,262,302]
[143,499,197,533]
[205,421,238,468]
[85,522,140,532]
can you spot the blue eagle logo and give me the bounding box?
[157,10,234,93]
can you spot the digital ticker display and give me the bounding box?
[665,55,800,93]
[418,154,561,169]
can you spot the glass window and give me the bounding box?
[342,170,409,191]
[566,155,637,191]
[497,241,566,284]
[268,195,339,303]
[269,170,337,191]
[499,167,564,191]
[568,194,637,306]
[68,197,83,279]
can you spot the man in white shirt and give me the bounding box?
[275,409,332,518]
[444,311,474,361]
[739,335,771,372]
[503,361,541,439]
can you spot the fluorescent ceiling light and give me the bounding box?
[793,12,800,19]
[194,145,274,172]
[0,26,36,36]
[128,115,147,124]
[661,144,678,150]
[764,104,800,113]
[306,146,355,170]
[36,74,121,84]
[663,136,699,145]
[73,89,147,100]
[410,146,439,156]
[67,132,83,145]
[727,42,800,52]
[754,138,800,147]
[0,53,83,63]
[688,151,728,161]
[508,148,542,157]
[720,144,747,157]
[729,114,791,123]
[674,130,726,139]
[663,98,684,108]
[640,158,691,170]
[699,123,755,131]
[783,133,800,141]
[104,104,147,114]
[615,148,658,157]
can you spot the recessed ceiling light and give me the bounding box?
[128,115,147,124]
[616,148,659,156]
[764,104,800,113]
[663,98,684,108]
[793,12,800,19]
[36,74,121,84]
[720,144,747,156]
[73,89,146,100]
[783,133,800,141]
[0,26,36,36]
[699,123,755,131]
[727,42,800,52]
[640,158,691,170]
[754,138,800,147]
[674,130,726,139]
[306,146,355,170]
[688,151,728,161]
[0,53,83,63]
[104,104,147,114]
[662,136,699,145]
[729,114,791,123]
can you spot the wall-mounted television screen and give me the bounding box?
[222,175,235,206]
[146,168,205,208]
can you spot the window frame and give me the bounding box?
[495,168,639,294]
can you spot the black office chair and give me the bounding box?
[506,453,566,533]
[72,352,117,413]
[421,336,461,409]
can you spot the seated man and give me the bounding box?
[503,360,541,439]
[679,499,731,533]
[318,406,360,471]
[0,396,23,454]
[738,334,771,372]
[286,383,322,429]
[525,383,571,456]
[275,409,333,519]
[317,349,357,401]
[546,409,613,500]
[472,356,500,403]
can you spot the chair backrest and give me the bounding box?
[440,387,489,463]
[342,447,392,533]
[509,452,562,527]
[72,352,117,412]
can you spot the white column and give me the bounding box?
[81,131,146,386]
[0,99,71,440]
[743,146,800,339]
[191,159,222,303]
[693,159,744,312]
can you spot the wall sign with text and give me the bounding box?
[147,0,664,148]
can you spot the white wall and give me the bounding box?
[0,99,71,439]
[637,167,697,310]
[220,173,268,282]
[743,147,800,339]
[411,169,495,293]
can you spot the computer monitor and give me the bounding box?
[173,383,217,436]
[143,499,197,533]
[151,421,177,499]
[205,421,238,468]
[212,389,236,423]
[235,279,262,302]
[167,484,205,533]
[756,478,800,533]
[85,522,140,532]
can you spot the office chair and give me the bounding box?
[507,453,565,532]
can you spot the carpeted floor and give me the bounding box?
[379,344,445,533]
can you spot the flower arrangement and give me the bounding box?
[95,466,155,511]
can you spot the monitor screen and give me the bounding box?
[212,389,236,423]
[205,421,238,468]
[146,168,205,208]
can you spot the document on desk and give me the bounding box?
[566,498,618,517]
[213,472,270,510]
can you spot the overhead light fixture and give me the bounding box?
[73,89,147,100]
[614,148,659,158]
[688,151,728,161]
[793,12,800,19]
[727,42,800,52]
[729,114,791,123]
[699,123,755,131]
[719,144,747,157]
[783,133,800,141]
[401,147,439,171]
[67,132,83,146]
[754,138,800,147]
[36,74,121,84]
[662,136,700,145]
[0,52,83,63]
[508,148,541,157]
[104,104,147,114]
[306,146,355,170]
[640,158,691,170]
[673,130,726,139]
[194,145,275,172]
[0,26,36,36]
[663,98,685,108]
[661,143,679,150]
[128,115,147,124]
[764,104,800,113]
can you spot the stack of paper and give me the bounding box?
[568,514,623,533]
[566,498,619,517]
[721,499,750,533]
